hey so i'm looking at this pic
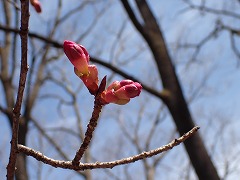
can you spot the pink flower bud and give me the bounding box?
[74,65,99,95]
[101,80,142,105]
[115,83,142,99]
[106,81,121,91]
[63,40,89,76]
[30,0,42,13]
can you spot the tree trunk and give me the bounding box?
[121,0,220,179]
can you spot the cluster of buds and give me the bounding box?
[30,0,42,13]
[63,40,142,105]
[100,80,142,105]
[64,41,99,95]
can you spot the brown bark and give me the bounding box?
[5,0,29,179]
[15,117,28,180]
[121,0,220,179]
[17,127,198,171]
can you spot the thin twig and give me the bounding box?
[31,117,86,178]
[72,100,103,165]
[18,126,200,171]
[72,77,106,165]
[6,0,29,179]
[182,0,240,19]
[31,117,70,161]
[72,76,107,166]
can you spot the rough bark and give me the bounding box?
[121,0,220,179]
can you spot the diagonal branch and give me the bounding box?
[31,117,70,161]
[0,25,168,102]
[18,126,199,171]
[31,117,86,178]
[72,77,106,165]
[72,76,107,166]
[0,105,12,117]
[120,0,146,37]
[72,100,103,165]
[90,57,168,101]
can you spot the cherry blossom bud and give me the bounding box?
[63,40,89,76]
[74,65,99,95]
[101,80,142,105]
[30,0,42,13]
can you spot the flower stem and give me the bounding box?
[72,98,103,165]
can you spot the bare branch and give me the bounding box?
[6,0,29,179]
[120,0,146,38]
[179,23,221,65]
[58,1,96,24]
[31,117,86,178]
[145,105,165,151]
[0,25,168,101]
[0,105,11,117]
[76,5,107,42]
[31,118,70,161]
[178,19,240,66]
[72,77,106,165]
[18,126,199,170]
[182,0,240,19]
[45,127,80,139]
[91,57,168,101]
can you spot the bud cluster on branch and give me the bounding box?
[9,37,199,174]
[63,40,142,105]
[6,2,201,178]
[63,40,143,165]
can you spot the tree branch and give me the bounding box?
[31,118,70,161]
[31,117,86,178]
[120,0,147,38]
[18,126,199,171]
[182,0,240,19]
[0,105,11,117]
[6,0,29,179]
[72,77,106,165]
[0,24,168,102]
